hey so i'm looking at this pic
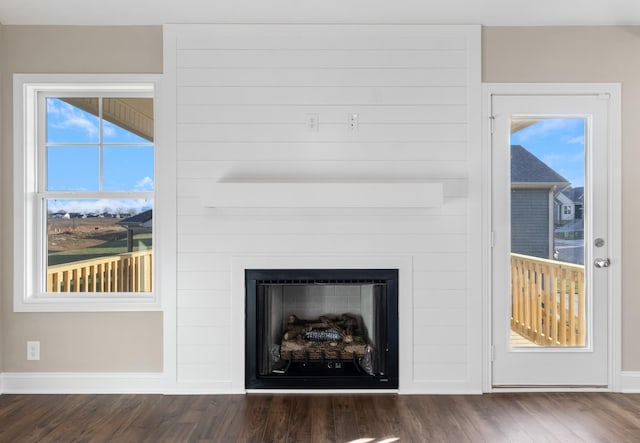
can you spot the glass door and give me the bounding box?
[491,92,612,387]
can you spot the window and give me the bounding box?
[14,75,160,311]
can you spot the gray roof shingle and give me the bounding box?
[511,145,569,185]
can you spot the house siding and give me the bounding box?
[511,188,551,259]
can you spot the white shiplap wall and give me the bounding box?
[163,24,482,393]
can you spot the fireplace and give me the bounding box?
[245,269,399,389]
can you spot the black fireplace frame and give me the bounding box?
[245,268,399,389]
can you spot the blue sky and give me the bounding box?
[46,98,153,214]
[511,118,585,188]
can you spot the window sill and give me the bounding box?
[15,293,161,312]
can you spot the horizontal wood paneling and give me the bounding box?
[177,68,468,87]
[177,215,468,235]
[177,50,467,69]
[176,161,468,180]
[177,271,231,291]
[174,25,469,50]
[414,345,468,363]
[177,234,468,254]
[413,308,467,327]
[413,325,468,345]
[178,326,231,345]
[176,290,230,309]
[177,308,232,327]
[414,271,468,290]
[177,123,468,142]
[177,86,467,106]
[168,24,480,387]
[413,289,468,309]
[176,142,468,162]
[176,196,471,216]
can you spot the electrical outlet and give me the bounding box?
[27,341,40,361]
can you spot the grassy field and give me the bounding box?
[47,217,152,266]
[48,233,152,266]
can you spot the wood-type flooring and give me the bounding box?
[1,392,639,442]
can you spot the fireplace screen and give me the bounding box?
[245,269,398,389]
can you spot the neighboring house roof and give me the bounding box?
[511,145,570,187]
[561,186,584,204]
[555,192,574,206]
[118,209,152,229]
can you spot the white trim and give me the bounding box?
[13,73,162,312]
[490,386,612,393]
[160,25,179,394]
[620,372,640,393]
[1,372,165,394]
[465,25,484,395]
[230,254,413,394]
[481,83,622,392]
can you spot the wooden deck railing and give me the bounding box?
[511,253,585,346]
[47,249,153,293]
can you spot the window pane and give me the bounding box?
[46,199,153,293]
[46,98,100,144]
[103,146,154,191]
[103,98,154,143]
[509,118,586,348]
[47,146,99,191]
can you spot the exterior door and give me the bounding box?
[490,86,619,387]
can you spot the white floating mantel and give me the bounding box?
[203,182,443,208]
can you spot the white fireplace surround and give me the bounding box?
[165,24,483,394]
[231,255,413,393]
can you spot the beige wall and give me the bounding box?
[0,24,5,372]
[0,26,163,372]
[483,26,640,371]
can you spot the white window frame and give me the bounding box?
[14,74,162,312]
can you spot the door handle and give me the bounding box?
[594,258,611,268]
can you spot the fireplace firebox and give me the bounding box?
[245,269,399,389]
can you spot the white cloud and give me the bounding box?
[47,99,98,139]
[47,199,152,215]
[566,135,585,145]
[135,176,154,191]
[103,123,116,138]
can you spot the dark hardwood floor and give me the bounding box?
[1,392,639,442]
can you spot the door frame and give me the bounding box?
[481,83,622,392]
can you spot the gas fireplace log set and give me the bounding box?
[279,314,374,375]
[245,269,399,390]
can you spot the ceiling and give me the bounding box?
[0,0,639,26]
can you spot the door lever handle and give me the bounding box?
[594,258,611,268]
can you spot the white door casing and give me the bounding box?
[483,84,621,390]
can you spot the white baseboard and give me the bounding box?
[6,372,636,395]
[620,371,640,393]
[1,372,165,394]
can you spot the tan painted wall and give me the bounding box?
[483,26,640,371]
[0,24,5,373]
[0,26,163,372]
